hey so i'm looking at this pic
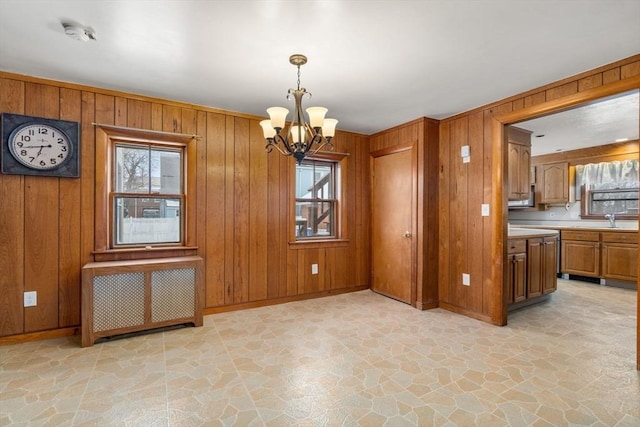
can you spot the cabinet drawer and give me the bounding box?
[561,230,599,242]
[507,239,526,254]
[601,231,637,244]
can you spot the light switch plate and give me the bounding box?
[461,145,470,157]
[481,204,490,216]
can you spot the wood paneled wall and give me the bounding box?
[438,55,640,323]
[0,73,371,340]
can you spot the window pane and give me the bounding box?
[296,161,333,199]
[116,145,150,193]
[114,197,181,245]
[295,200,334,238]
[152,149,182,194]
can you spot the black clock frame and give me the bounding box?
[1,113,80,178]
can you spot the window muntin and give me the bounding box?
[295,159,337,239]
[112,143,184,246]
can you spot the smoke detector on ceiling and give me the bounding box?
[62,23,96,42]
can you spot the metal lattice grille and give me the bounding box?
[93,272,145,332]
[151,268,195,322]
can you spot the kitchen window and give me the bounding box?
[577,159,639,219]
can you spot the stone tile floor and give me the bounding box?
[0,279,638,426]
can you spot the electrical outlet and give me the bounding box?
[311,264,318,275]
[24,291,37,307]
[462,273,470,286]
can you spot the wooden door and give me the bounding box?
[371,146,415,304]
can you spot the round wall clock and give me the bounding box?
[1,113,80,178]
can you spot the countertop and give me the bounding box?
[510,224,638,233]
[508,228,559,239]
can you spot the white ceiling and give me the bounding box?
[0,0,639,136]
[518,90,640,156]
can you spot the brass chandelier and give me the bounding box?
[260,54,338,164]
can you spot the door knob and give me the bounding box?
[404,231,412,238]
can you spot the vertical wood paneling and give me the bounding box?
[163,105,182,133]
[438,122,451,304]
[523,91,546,108]
[482,109,496,315]
[0,77,25,336]
[602,68,621,84]
[249,119,268,301]
[621,61,640,79]
[127,99,151,129]
[233,118,250,303]
[151,103,163,131]
[467,112,484,312]
[578,74,603,91]
[23,82,60,332]
[80,92,95,267]
[546,82,578,101]
[224,115,235,304]
[115,97,127,127]
[206,113,226,307]
[357,134,371,287]
[195,110,208,293]
[58,88,82,327]
[182,108,198,249]
[266,139,281,298]
[450,117,469,309]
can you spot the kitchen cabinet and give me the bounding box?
[601,231,638,282]
[507,239,527,303]
[537,162,569,204]
[507,126,532,201]
[561,230,600,277]
[527,236,558,298]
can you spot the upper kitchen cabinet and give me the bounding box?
[538,161,570,204]
[507,126,532,201]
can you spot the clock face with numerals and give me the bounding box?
[1,113,80,178]
[8,123,72,170]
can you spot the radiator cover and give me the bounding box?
[81,256,203,347]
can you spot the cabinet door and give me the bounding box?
[602,243,637,281]
[527,238,543,298]
[508,143,531,201]
[561,239,600,277]
[508,143,522,200]
[542,237,558,294]
[512,253,527,303]
[539,162,568,204]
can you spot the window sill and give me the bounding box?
[288,239,349,249]
[93,246,198,262]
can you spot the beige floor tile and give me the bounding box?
[0,279,637,426]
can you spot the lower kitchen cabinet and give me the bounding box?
[561,229,637,282]
[508,234,557,308]
[561,230,600,277]
[601,231,638,282]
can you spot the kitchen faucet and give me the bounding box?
[604,213,616,228]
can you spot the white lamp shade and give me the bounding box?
[267,107,289,129]
[290,125,304,143]
[322,118,338,138]
[306,106,328,129]
[260,120,276,138]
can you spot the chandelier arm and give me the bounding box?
[266,138,292,157]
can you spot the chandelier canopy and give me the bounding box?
[260,54,338,164]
